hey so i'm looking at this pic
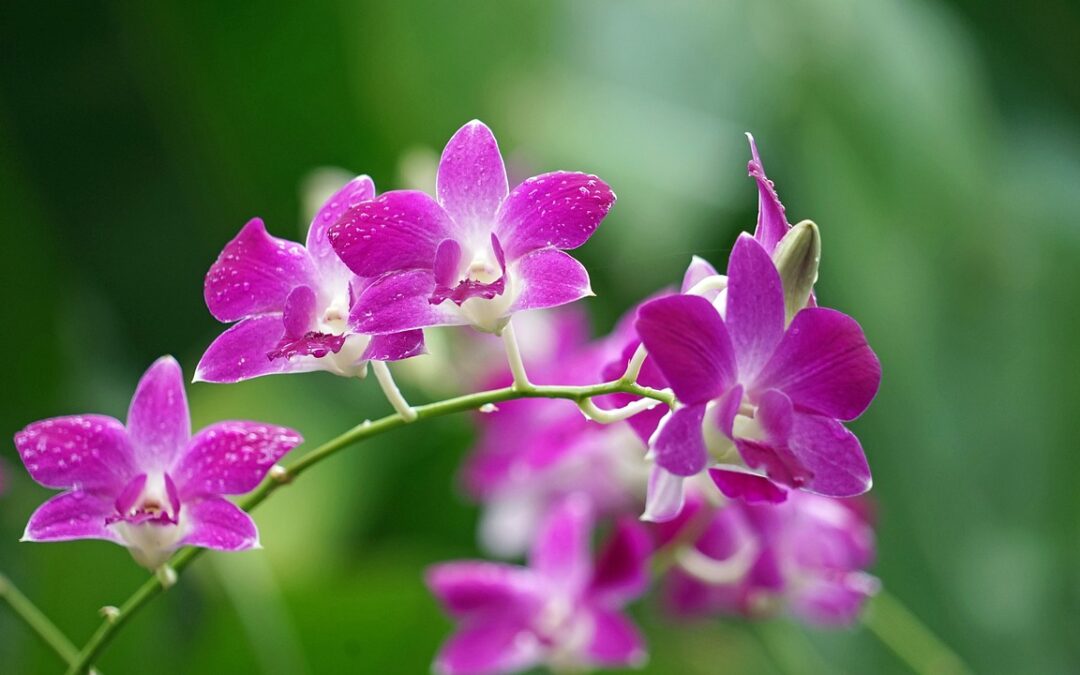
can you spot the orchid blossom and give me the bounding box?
[14,357,301,569]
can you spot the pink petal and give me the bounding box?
[708,467,788,504]
[434,614,541,675]
[204,218,318,323]
[589,519,652,603]
[789,572,880,625]
[509,248,592,312]
[195,316,322,384]
[425,561,543,618]
[349,269,464,333]
[14,415,134,491]
[306,175,376,276]
[635,295,737,405]
[680,255,720,294]
[496,171,615,261]
[726,234,785,380]
[22,491,123,543]
[329,191,455,277]
[530,493,593,594]
[437,120,509,235]
[746,133,790,254]
[584,607,647,668]
[172,421,302,498]
[282,285,318,338]
[266,331,347,362]
[126,356,190,469]
[642,466,685,523]
[787,412,872,497]
[755,307,881,420]
[178,496,259,551]
[361,330,426,362]
[652,404,708,476]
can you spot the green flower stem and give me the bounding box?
[863,588,973,675]
[63,379,674,675]
[0,571,81,668]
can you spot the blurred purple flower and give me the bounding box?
[14,357,301,568]
[196,176,424,383]
[636,234,880,520]
[657,491,879,625]
[427,495,651,674]
[328,120,616,334]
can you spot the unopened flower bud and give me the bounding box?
[771,220,820,323]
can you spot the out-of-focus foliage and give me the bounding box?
[1,1,1077,673]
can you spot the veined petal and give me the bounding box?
[127,357,190,470]
[178,496,259,551]
[755,307,881,420]
[306,175,376,276]
[194,316,323,383]
[329,191,455,277]
[708,467,788,504]
[726,234,785,380]
[361,330,426,362]
[787,413,872,497]
[433,614,541,675]
[172,421,302,498]
[282,285,318,338]
[589,519,652,603]
[22,491,123,543]
[496,171,615,260]
[652,404,709,476]
[15,415,134,491]
[204,218,318,322]
[426,561,543,618]
[509,248,592,313]
[530,493,593,594]
[437,120,509,234]
[746,133,790,254]
[584,607,647,668]
[349,269,464,334]
[642,466,685,523]
[635,295,736,405]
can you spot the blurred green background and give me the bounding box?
[2,1,1078,673]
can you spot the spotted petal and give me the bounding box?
[22,491,123,543]
[172,421,302,498]
[437,120,509,235]
[306,175,376,275]
[496,171,615,261]
[194,316,324,384]
[178,496,260,551]
[127,357,190,470]
[14,415,134,491]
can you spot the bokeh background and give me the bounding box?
[2,1,1078,673]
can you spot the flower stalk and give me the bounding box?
[0,572,82,669]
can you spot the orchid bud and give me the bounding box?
[771,219,820,323]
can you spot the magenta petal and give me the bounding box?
[496,171,615,260]
[433,238,463,288]
[530,494,593,593]
[306,175,376,275]
[755,307,881,420]
[267,331,347,361]
[425,562,543,618]
[653,404,709,476]
[127,357,190,469]
[204,218,318,323]
[362,330,426,362]
[736,438,812,490]
[350,269,463,333]
[434,614,540,675]
[15,415,134,490]
[715,384,744,438]
[635,295,736,405]
[509,248,592,312]
[746,133,790,254]
[790,572,879,625]
[22,491,123,543]
[642,466,685,523]
[178,496,259,551]
[726,234,785,380]
[787,413,872,497]
[282,285,318,338]
[584,607,647,668]
[708,467,788,504]
[680,255,720,294]
[589,519,652,603]
[173,421,302,498]
[437,120,509,232]
[329,191,455,277]
[195,316,323,383]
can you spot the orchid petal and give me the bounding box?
[172,421,301,498]
[530,493,593,593]
[652,404,709,476]
[425,562,543,618]
[584,607,647,668]
[434,614,541,675]
[635,295,736,405]
[361,330,426,362]
[329,191,455,277]
[22,491,123,543]
[204,218,318,322]
[194,316,322,384]
[306,175,376,275]
[642,466,685,523]
[14,415,134,491]
[708,467,788,504]
[726,234,785,380]
[127,356,190,469]
[282,285,318,338]
[787,412,872,497]
[177,496,259,551]
[496,171,615,260]
[509,248,592,312]
[680,255,720,294]
[746,133,790,253]
[590,519,652,603]
[437,120,509,235]
[349,269,463,333]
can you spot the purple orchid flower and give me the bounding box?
[635,233,881,521]
[658,491,879,625]
[328,120,616,335]
[14,357,302,568]
[427,495,650,674]
[196,175,425,383]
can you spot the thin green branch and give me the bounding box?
[863,588,973,675]
[64,378,674,674]
[0,571,81,667]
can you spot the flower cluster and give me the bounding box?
[10,121,880,673]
